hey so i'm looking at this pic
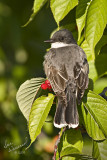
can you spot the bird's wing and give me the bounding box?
[74,57,89,104]
[44,62,68,94]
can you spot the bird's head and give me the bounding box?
[44,29,77,48]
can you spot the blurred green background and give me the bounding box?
[0,0,58,159]
[0,1,107,160]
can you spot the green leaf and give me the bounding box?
[29,93,54,145]
[81,40,93,61]
[56,129,83,160]
[82,54,107,82]
[51,0,78,25]
[23,0,47,26]
[93,139,107,160]
[88,60,98,82]
[76,0,90,41]
[81,40,107,81]
[81,103,105,140]
[94,78,107,95]
[83,90,107,138]
[61,154,95,160]
[95,35,107,56]
[99,43,107,54]
[33,0,47,13]
[95,54,107,78]
[85,0,107,56]
[16,77,45,120]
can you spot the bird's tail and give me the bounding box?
[54,87,79,128]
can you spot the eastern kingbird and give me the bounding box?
[43,29,89,128]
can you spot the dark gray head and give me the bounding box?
[44,29,76,44]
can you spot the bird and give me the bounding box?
[43,29,89,128]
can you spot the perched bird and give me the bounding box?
[43,29,89,128]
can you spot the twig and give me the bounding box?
[52,127,66,160]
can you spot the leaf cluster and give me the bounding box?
[16,0,107,159]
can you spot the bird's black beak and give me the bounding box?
[44,39,54,43]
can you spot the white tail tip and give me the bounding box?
[54,122,79,129]
[54,122,67,128]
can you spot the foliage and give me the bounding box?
[56,129,83,159]
[17,0,107,159]
[1,0,107,159]
[92,139,107,160]
[28,93,54,146]
[51,0,78,26]
[16,78,45,120]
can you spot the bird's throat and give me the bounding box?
[51,42,72,48]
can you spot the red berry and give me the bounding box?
[45,80,52,89]
[47,84,52,89]
[41,83,48,90]
[45,80,50,85]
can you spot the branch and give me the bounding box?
[52,127,66,160]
